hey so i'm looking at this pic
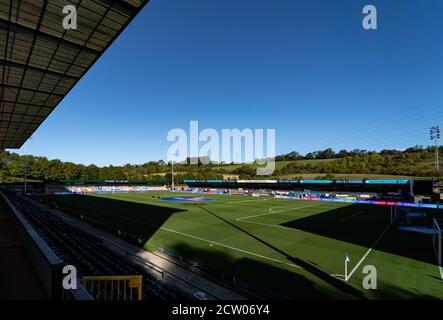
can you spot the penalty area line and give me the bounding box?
[269,204,318,214]
[236,219,296,231]
[346,222,392,281]
[159,226,301,269]
[236,211,274,221]
[236,204,318,221]
[338,212,362,223]
[226,199,269,204]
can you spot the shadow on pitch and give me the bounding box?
[42,194,186,246]
[282,203,437,265]
[167,242,332,299]
[196,204,365,299]
[164,242,440,300]
[41,195,441,299]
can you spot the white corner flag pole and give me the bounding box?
[344,255,350,281]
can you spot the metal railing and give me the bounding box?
[99,236,218,299]
[82,275,143,301]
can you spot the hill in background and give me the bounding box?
[0,145,441,183]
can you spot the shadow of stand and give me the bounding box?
[197,204,365,299]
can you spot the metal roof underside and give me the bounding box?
[0,0,149,148]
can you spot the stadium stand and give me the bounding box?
[157,246,288,300]
[44,183,167,195]
[2,189,188,300]
[65,185,166,194]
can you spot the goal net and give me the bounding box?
[392,207,442,266]
[391,206,412,225]
[390,206,428,225]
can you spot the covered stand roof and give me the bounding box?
[0,0,149,148]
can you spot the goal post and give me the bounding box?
[390,206,412,225]
[433,218,442,266]
[390,205,396,224]
[392,208,442,266]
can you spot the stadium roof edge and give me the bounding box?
[0,0,150,148]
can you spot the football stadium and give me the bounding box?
[1,0,443,309]
[38,183,443,300]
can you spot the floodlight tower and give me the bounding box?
[171,159,175,190]
[430,126,440,173]
[167,152,175,190]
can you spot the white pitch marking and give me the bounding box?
[159,226,301,269]
[346,223,391,281]
[236,211,275,221]
[226,199,269,204]
[269,204,317,214]
[439,266,443,280]
[236,204,318,221]
[85,210,301,269]
[338,212,362,223]
[84,199,301,269]
[236,219,297,231]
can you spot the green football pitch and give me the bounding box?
[42,192,443,299]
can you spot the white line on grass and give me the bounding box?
[82,207,301,270]
[236,211,275,221]
[237,219,294,230]
[159,226,301,269]
[439,266,443,280]
[226,199,269,204]
[236,204,318,221]
[338,212,362,223]
[346,223,392,281]
[269,204,317,214]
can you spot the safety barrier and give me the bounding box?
[82,275,143,300]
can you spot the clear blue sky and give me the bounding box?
[11,0,443,166]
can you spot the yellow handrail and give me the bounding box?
[82,275,142,301]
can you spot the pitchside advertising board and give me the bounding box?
[183,179,442,209]
[184,179,411,184]
[278,196,443,209]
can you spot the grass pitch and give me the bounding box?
[42,192,443,299]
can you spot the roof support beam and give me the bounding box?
[0,0,151,149]
[0,59,80,81]
[0,18,101,56]
[1,99,54,110]
[2,84,64,97]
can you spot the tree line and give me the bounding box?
[0,151,224,183]
[0,145,440,183]
[225,145,442,179]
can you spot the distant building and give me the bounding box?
[432,180,443,203]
